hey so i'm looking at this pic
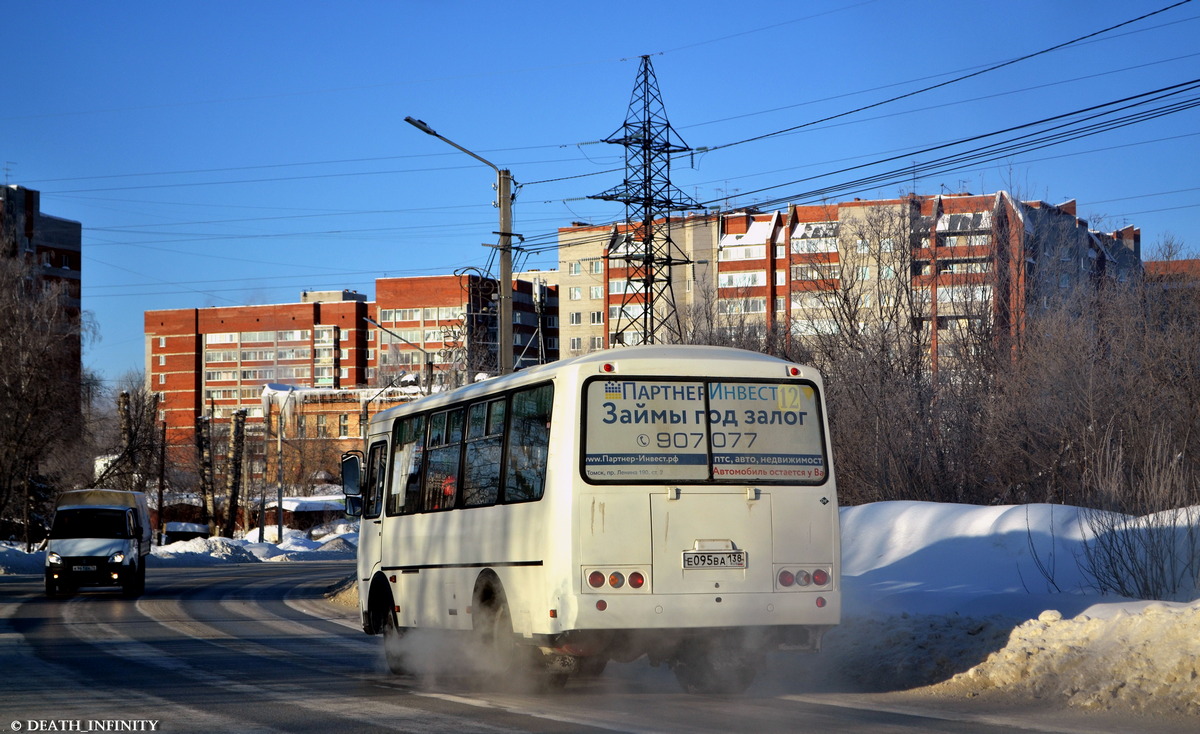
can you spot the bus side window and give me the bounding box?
[363,441,388,519]
[423,408,462,511]
[462,399,504,508]
[388,415,425,515]
[504,384,553,503]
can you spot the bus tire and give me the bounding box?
[474,586,521,675]
[670,644,758,695]
[380,605,409,675]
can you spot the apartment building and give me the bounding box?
[144,273,557,477]
[1,185,82,308]
[1,184,84,413]
[556,192,1142,367]
[556,214,718,355]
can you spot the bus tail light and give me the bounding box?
[584,567,648,592]
[776,567,831,590]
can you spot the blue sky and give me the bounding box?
[5,1,1198,385]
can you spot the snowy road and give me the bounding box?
[0,563,1189,733]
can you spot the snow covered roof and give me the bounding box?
[719,219,773,248]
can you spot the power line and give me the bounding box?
[700,1,1195,155]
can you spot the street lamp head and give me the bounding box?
[405,116,437,136]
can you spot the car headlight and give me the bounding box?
[48,552,63,565]
[109,552,126,564]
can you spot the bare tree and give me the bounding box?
[90,371,162,492]
[0,256,86,542]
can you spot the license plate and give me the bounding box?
[73,565,96,572]
[682,551,746,569]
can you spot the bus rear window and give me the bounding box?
[582,378,827,485]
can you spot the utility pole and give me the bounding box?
[155,421,165,545]
[405,116,516,374]
[497,168,514,374]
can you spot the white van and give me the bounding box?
[45,489,152,598]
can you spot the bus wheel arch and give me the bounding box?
[366,572,395,635]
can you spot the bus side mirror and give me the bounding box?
[344,495,363,519]
[341,451,363,497]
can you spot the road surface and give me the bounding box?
[0,562,1189,733]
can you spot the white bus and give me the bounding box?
[342,344,840,693]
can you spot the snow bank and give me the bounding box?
[841,501,1103,619]
[0,544,44,575]
[941,602,1200,714]
[267,535,356,562]
[151,536,264,566]
[835,501,1200,715]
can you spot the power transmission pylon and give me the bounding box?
[591,55,698,345]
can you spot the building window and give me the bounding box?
[339,414,350,437]
[317,415,328,438]
[590,336,604,350]
[590,311,604,325]
[569,312,582,325]
[570,337,582,351]
[569,287,582,300]
[568,262,582,275]
[589,260,603,274]
[158,337,166,348]
[855,239,870,254]
[590,285,604,299]
[158,373,165,385]
[718,271,766,288]
[775,271,786,286]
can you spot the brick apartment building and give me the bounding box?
[144,273,557,482]
[556,191,1143,367]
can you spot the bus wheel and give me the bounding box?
[380,606,409,675]
[474,592,521,675]
[670,644,759,695]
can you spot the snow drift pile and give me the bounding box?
[942,603,1200,714]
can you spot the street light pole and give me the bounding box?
[405,116,514,375]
